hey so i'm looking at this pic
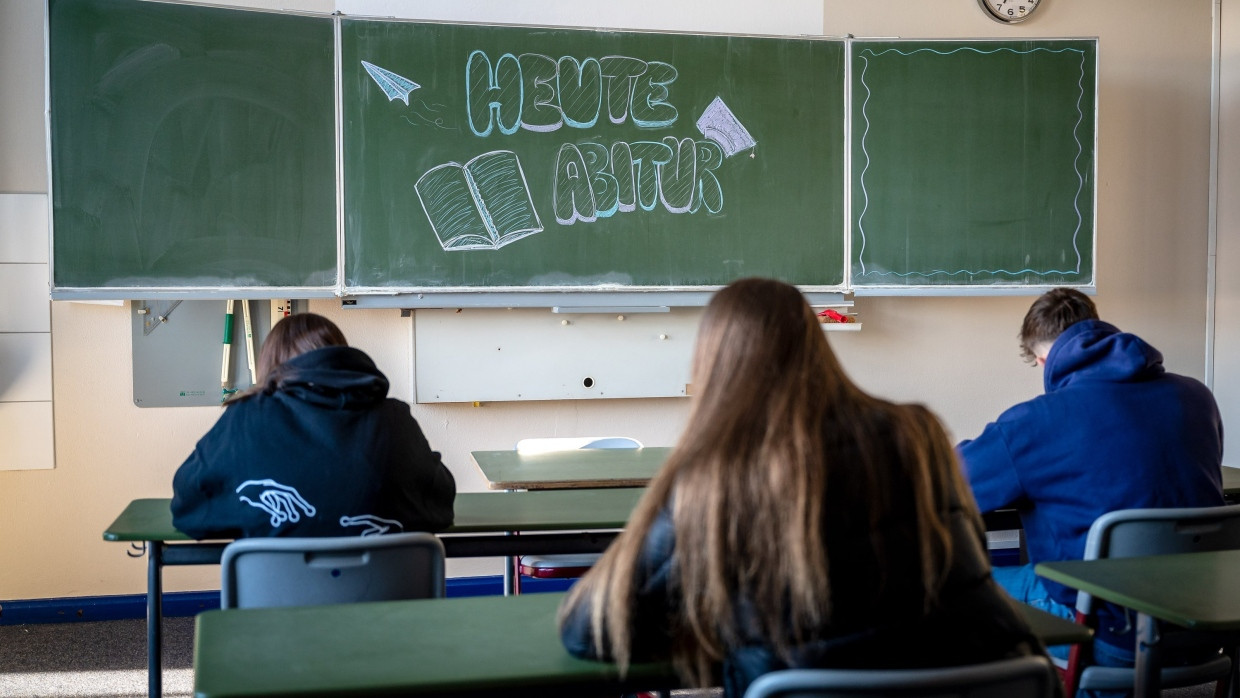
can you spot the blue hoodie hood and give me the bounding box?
[1043,319,1165,393]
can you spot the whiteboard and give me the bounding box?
[413,308,698,403]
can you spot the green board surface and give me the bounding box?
[46,0,1096,298]
[851,40,1097,288]
[48,0,337,291]
[341,20,847,290]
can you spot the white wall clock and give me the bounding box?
[978,0,1042,24]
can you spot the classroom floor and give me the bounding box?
[0,616,1216,698]
[0,617,193,697]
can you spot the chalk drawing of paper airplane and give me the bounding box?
[696,96,756,157]
[416,150,545,251]
[361,60,421,105]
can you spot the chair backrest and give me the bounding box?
[515,436,643,454]
[220,532,445,610]
[743,656,1059,698]
[1077,504,1240,614]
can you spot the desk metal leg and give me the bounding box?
[1135,612,1161,698]
[147,541,163,698]
[502,518,525,596]
[502,531,515,596]
[502,490,519,597]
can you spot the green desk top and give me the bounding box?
[193,592,1086,698]
[102,498,193,542]
[106,465,1240,541]
[1037,550,1240,631]
[193,592,675,697]
[104,489,648,542]
[471,447,672,490]
[448,488,645,532]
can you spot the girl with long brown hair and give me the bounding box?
[172,312,455,539]
[558,278,1049,696]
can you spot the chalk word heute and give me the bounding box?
[466,52,680,137]
[553,137,724,224]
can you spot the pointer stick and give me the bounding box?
[241,300,256,385]
[221,300,236,402]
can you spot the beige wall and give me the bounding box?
[0,0,1220,600]
[1215,1,1240,453]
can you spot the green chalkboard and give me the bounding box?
[851,40,1097,287]
[47,3,1096,298]
[48,0,336,292]
[340,20,847,291]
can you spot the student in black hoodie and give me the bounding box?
[171,313,455,539]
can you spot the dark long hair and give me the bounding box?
[559,278,976,686]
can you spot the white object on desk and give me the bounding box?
[986,529,1021,551]
[516,436,643,454]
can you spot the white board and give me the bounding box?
[413,308,698,403]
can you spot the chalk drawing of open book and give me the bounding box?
[415,150,545,251]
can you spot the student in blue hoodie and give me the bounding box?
[958,288,1223,674]
[171,313,455,539]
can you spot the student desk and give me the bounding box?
[470,450,1240,495]
[103,490,643,698]
[192,591,1093,698]
[469,457,1240,501]
[1037,550,1240,698]
[470,445,1033,590]
[471,446,672,489]
[465,444,1037,587]
[471,446,671,595]
[193,592,674,697]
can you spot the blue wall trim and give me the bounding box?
[0,575,575,625]
[0,590,220,625]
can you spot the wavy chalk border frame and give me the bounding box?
[848,38,1099,295]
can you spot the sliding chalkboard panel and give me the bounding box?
[48,0,336,294]
[851,40,1096,288]
[341,20,846,291]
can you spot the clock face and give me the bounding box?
[978,0,1041,23]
